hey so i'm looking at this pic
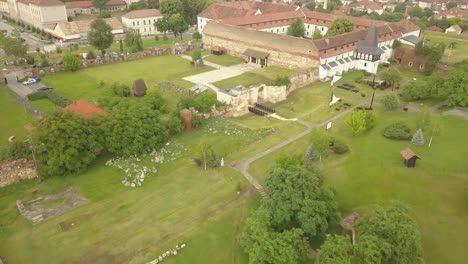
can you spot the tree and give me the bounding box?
[88,18,114,56]
[147,0,160,9]
[111,83,131,97]
[356,202,423,264]
[306,2,315,10]
[381,94,400,110]
[346,110,367,135]
[241,208,309,264]
[409,6,424,18]
[155,15,169,35]
[316,235,353,264]
[92,0,108,10]
[160,0,183,15]
[379,69,402,91]
[0,37,27,58]
[62,53,80,72]
[263,156,339,238]
[144,90,168,113]
[327,18,354,36]
[129,0,148,11]
[168,13,188,39]
[310,128,331,162]
[394,2,406,13]
[192,30,202,41]
[411,128,425,146]
[436,69,468,107]
[180,0,209,25]
[447,2,457,9]
[313,27,322,40]
[287,17,305,38]
[124,29,143,53]
[423,7,434,17]
[34,110,103,177]
[191,47,202,64]
[119,39,123,52]
[448,41,457,49]
[304,144,319,168]
[102,99,168,156]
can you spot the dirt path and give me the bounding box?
[231,92,386,198]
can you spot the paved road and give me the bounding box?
[0,20,45,51]
[183,62,259,84]
[5,72,39,98]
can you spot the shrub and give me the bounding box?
[111,83,131,97]
[56,46,62,54]
[0,141,31,161]
[274,76,290,86]
[86,50,96,60]
[162,35,168,41]
[25,55,35,65]
[411,128,425,146]
[47,90,72,107]
[154,35,159,41]
[27,91,49,101]
[346,110,376,135]
[191,114,203,128]
[62,53,80,72]
[192,31,202,41]
[40,59,49,68]
[304,144,319,168]
[97,10,111,18]
[73,43,79,51]
[382,122,412,140]
[330,139,349,154]
[165,113,184,135]
[381,94,401,110]
[193,92,220,113]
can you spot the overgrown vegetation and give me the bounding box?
[382,122,412,140]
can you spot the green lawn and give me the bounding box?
[38,55,214,114]
[0,118,269,264]
[424,31,468,64]
[0,87,35,147]
[248,109,468,264]
[213,66,296,89]
[203,54,245,67]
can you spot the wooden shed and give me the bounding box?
[400,148,420,168]
[133,79,147,97]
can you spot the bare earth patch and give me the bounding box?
[0,158,38,188]
[16,187,88,224]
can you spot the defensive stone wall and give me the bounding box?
[204,35,319,70]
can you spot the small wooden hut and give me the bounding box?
[211,46,225,55]
[400,148,420,168]
[133,79,147,97]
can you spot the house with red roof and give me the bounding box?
[66,0,126,17]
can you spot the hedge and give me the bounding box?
[27,90,72,107]
[382,122,412,140]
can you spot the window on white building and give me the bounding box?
[364,63,367,67]
[133,21,135,26]
[144,20,146,25]
[137,21,139,26]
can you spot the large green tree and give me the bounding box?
[0,37,27,58]
[160,0,183,15]
[379,69,402,91]
[92,0,108,10]
[124,29,143,53]
[316,235,353,264]
[287,17,306,38]
[263,156,339,238]
[34,110,103,177]
[436,68,468,107]
[62,53,80,72]
[241,208,309,264]
[310,128,331,161]
[88,18,114,56]
[327,18,354,36]
[356,202,423,264]
[102,99,168,156]
[168,13,188,39]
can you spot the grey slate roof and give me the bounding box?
[357,26,385,56]
[338,59,345,64]
[328,61,338,67]
[402,35,420,45]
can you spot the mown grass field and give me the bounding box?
[248,105,468,263]
[424,31,468,64]
[0,87,35,147]
[213,66,296,89]
[32,56,214,114]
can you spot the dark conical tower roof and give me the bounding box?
[357,26,384,56]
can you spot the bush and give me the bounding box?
[191,114,203,128]
[304,144,319,168]
[330,139,349,154]
[381,94,401,110]
[192,31,202,41]
[165,113,184,135]
[274,76,290,86]
[154,35,159,41]
[47,90,73,107]
[56,47,62,54]
[97,10,111,18]
[27,91,49,101]
[162,35,168,41]
[0,141,31,161]
[40,59,50,68]
[62,53,80,72]
[73,43,79,51]
[383,122,412,140]
[111,83,131,97]
[193,92,220,113]
[86,50,96,60]
[25,55,35,65]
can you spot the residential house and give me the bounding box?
[47,17,124,42]
[445,24,462,34]
[66,0,126,17]
[121,9,162,36]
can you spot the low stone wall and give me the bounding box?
[288,68,319,93]
[0,158,38,188]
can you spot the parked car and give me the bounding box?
[37,86,52,91]
[32,77,41,82]
[20,38,26,42]
[22,78,36,85]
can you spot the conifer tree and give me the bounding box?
[411,128,425,146]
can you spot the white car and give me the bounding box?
[22,78,36,85]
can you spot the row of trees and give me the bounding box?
[402,63,468,107]
[287,17,354,38]
[34,94,183,177]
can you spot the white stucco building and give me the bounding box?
[121,9,162,36]
[5,0,67,29]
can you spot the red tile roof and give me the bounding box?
[400,148,418,160]
[199,1,296,20]
[17,0,64,6]
[428,25,443,32]
[64,100,106,119]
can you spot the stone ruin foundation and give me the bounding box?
[0,158,38,188]
[16,187,89,224]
